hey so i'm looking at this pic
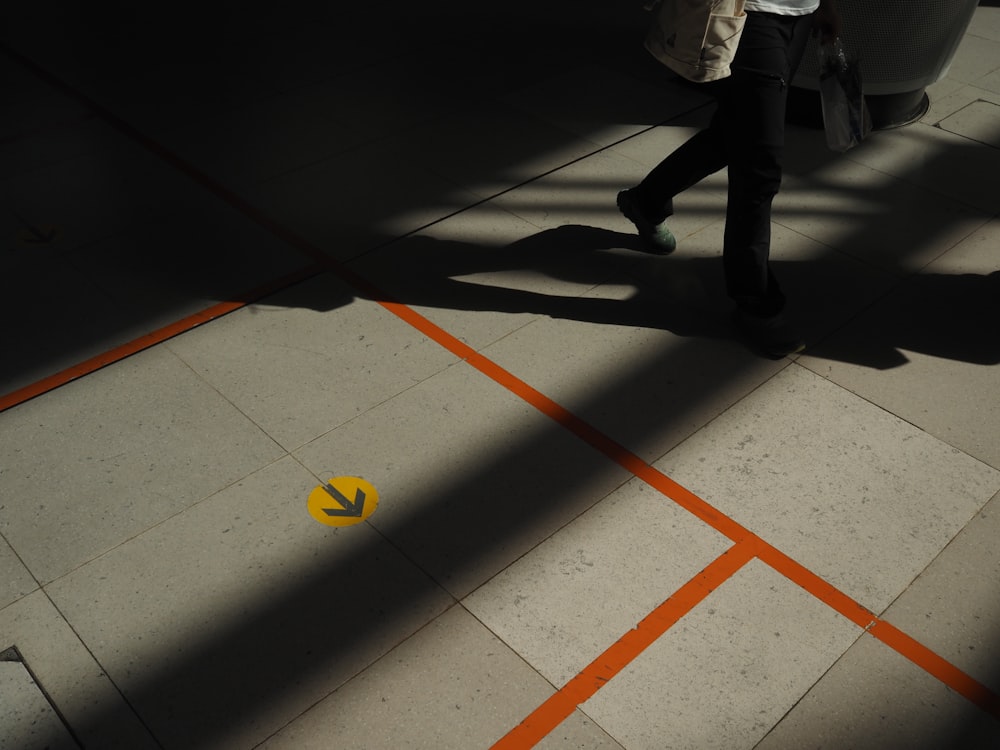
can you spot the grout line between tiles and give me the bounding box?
[4,39,999,749]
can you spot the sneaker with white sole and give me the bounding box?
[617,188,676,254]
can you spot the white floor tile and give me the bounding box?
[755,634,1000,750]
[245,140,482,261]
[479,289,786,464]
[655,365,1000,614]
[878,491,1000,694]
[0,591,158,749]
[969,6,1000,43]
[579,560,861,750]
[803,218,1000,468]
[0,138,209,257]
[168,271,459,451]
[842,122,1000,214]
[490,148,668,233]
[0,536,35,611]
[944,31,1000,87]
[502,65,713,148]
[464,476,731,687]
[294,360,632,599]
[534,713,626,750]
[0,347,285,582]
[921,78,976,124]
[259,605,558,749]
[349,206,614,351]
[607,116,729,200]
[0,654,78,750]
[44,456,452,750]
[157,84,370,188]
[0,254,129,396]
[780,152,990,273]
[923,82,1000,125]
[0,90,118,180]
[975,65,1000,95]
[404,99,609,200]
[939,99,1000,148]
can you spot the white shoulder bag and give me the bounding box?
[644,0,747,83]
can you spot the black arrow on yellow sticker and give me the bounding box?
[308,477,378,527]
[320,482,366,517]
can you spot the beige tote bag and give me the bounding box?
[645,0,747,83]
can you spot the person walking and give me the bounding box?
[618,0,842,357]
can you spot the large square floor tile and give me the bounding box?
[167,271,459,451]
[502,64,712,148]
[478,287,786,464]
[0,347,285,583]
[755,634,1000,750]
[0,77,119,180]
[464,476,731,687]
[404,99,610,201]
[65,201,311,332]
[779,152,990,274]
[0,137,208,257]
[803,218,1000,468]
[348,207,620,351]
[245,137,482,260]
[655,364,1000,613]
[260,605,619,749]
[877,491,1000,694]
[0,250,148,396]
[939,98,1000,148]
[490,147,665,234]
[44,456,452,750]
[0,591,157,749]
[294,360,632,599]
[842,123,1000,214]
[0,536,36,611]
[579,560,861,750]
[1,652,77,750]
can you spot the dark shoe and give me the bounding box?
[733,309,805,358]
[617,188,676,254]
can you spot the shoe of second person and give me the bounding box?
[617,188,676,254]
[733,309,805,358]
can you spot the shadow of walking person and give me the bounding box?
[346,223,738,343]
[809,270,1000,369]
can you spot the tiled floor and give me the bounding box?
[2,2,999,748]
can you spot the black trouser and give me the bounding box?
[635,11,813,316]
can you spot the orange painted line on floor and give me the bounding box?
[868,620,1000,720]
[754,541,1000,714]
[491,540,760,750]
[0,265,322,413]
[460,347,753,544]
[754,545,877,630]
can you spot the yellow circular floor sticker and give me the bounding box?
[308,477,378,527]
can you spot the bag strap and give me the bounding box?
[645,1,746,12]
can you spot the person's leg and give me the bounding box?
[630,115,730,223]
[618,76,731,254]
[620,13,807,251]
[722,12,812,319]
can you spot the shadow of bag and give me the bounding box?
[644,0,747,83]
